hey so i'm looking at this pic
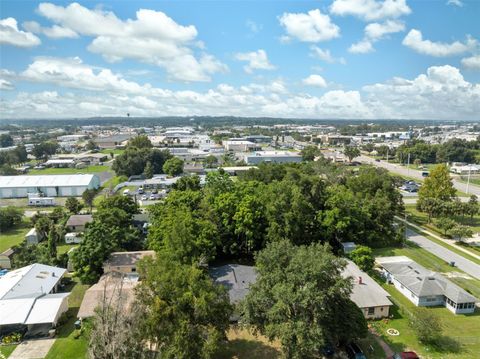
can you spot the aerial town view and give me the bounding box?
[0,1,479,359]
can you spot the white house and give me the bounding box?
[377,256,476,314]
[0,174,100,198]
[0,264,69,335]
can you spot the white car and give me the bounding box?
[141,195,148,201]
[149,194,156,200]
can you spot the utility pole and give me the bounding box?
[386,148,389,162]
[466,166,471,195]
[407,153,411,176]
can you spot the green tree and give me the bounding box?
[135,254,232,359]
[0,206,23,232]
[97,195,139,217]
[34,216,52,239]
[0,134,14,147]
[163,157,184,177]
[85,139,97,151]
[349,245,375,272]
[65,197,83,214]
[410,308,442,344]
[243,240,367,357]
[418,164,456,202]
[47,224,58,261]
[82,189,97,213]
[204,155,218,168]
[128,135,152,149]
[466,195,479,222]
[143,160,154,179]
[32,141,58,161]
[435,217,457,236]
[173,175,201,191]
[300,145,321,161]
[344,146,360,162]
[448,225,473,242]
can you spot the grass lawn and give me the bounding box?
[57,243,78,255]
[101,175,127,191]
[28,165,111,175]
[0,219,30,253]
[0,345,17,358]
[216,326,281,359]
[45,277,90,359]
[370,277,480,359]
[98,148,125,156]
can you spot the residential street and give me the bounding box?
[406,228,480,280]
[357,155,480,197]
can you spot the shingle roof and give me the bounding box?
[104,251,155,267]
[377,256,476,304]
[66,214,93,227]
[209,264,257,304]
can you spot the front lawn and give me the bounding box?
[0,219,30,253]
[44,277,90,359]
[28,165,111,175]
[0,345,17,358]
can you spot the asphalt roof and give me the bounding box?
[377,256,476,304]
[209,264,257,304]
[104,251,155,267]
[66,214,93,227]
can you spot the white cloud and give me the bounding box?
[461,55,480,69]
[34,3,227,82]
[235,49,276,73]
[309,46,346,64]
[0,17,41,47]
[23,21,78,39]
[246,20,262,34]
[330,0,411,21]
[0,79,14,90]
[2,59,479,121]
[302,74,327,87]
[402,29,476,57]
[447,0,463,7]
[20,57,147,93]
[279,9,340,43]
[349,20,404,54]
[363,65,480,119]
[349,40,374,53]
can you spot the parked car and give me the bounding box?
[346,343,367,359]
[137,188,144,194]
[149,194,156,200]
[151,189,158,194]
[122,189,130,196]
[388,352,419,359]
[141,195,148,201]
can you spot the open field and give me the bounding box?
[98,149,125,156]
[0,219,30,253]
[45,277,90,359]
[28,165,111,175]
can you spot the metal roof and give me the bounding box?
[24,293,69,324]
[0,174,98,188]
[0,263,66,300]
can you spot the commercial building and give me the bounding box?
[0,174,100,198]
[223,140,260,152]
[342,261,392,319]
[244,151,302,165]
[377,256,476,314]
[0,264,69,336]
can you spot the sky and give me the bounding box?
[0,0,479,120]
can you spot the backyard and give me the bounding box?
[0,219,30,253]
[372,245,480,358]
[28,165,111,175]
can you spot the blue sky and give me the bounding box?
[0,0,479,119]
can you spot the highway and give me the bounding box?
[357,155,480,197]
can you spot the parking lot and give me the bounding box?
[122,187,166,203]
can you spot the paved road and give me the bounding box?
[357,155,480,197]
[406,228,480,280]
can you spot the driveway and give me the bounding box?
[406,228,480,280]
[9,338,56,359]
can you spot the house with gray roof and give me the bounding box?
[209,264,257,304]
[342,260,392,319]
[377,256,476,314]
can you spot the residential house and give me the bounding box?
[0,263,69,336]
[342,260,392,319]
[103,250,155,274]
[209,264,257,304]
[377,256,476,314]
[65,214,93,233]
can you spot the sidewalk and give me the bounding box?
[395,216,480,261]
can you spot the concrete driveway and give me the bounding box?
[8,339,56,359]
[406,228,480,280]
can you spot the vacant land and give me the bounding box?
[0,219,30,253]
[28,165,111,175]
[44,277,90,359]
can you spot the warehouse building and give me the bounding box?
[0,174,100,198]
[244,151,302,165]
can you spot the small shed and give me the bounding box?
[65,233,82,244]
[25,228,41,245]
[0,248,14,269]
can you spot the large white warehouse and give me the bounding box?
[0,174,100,198]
